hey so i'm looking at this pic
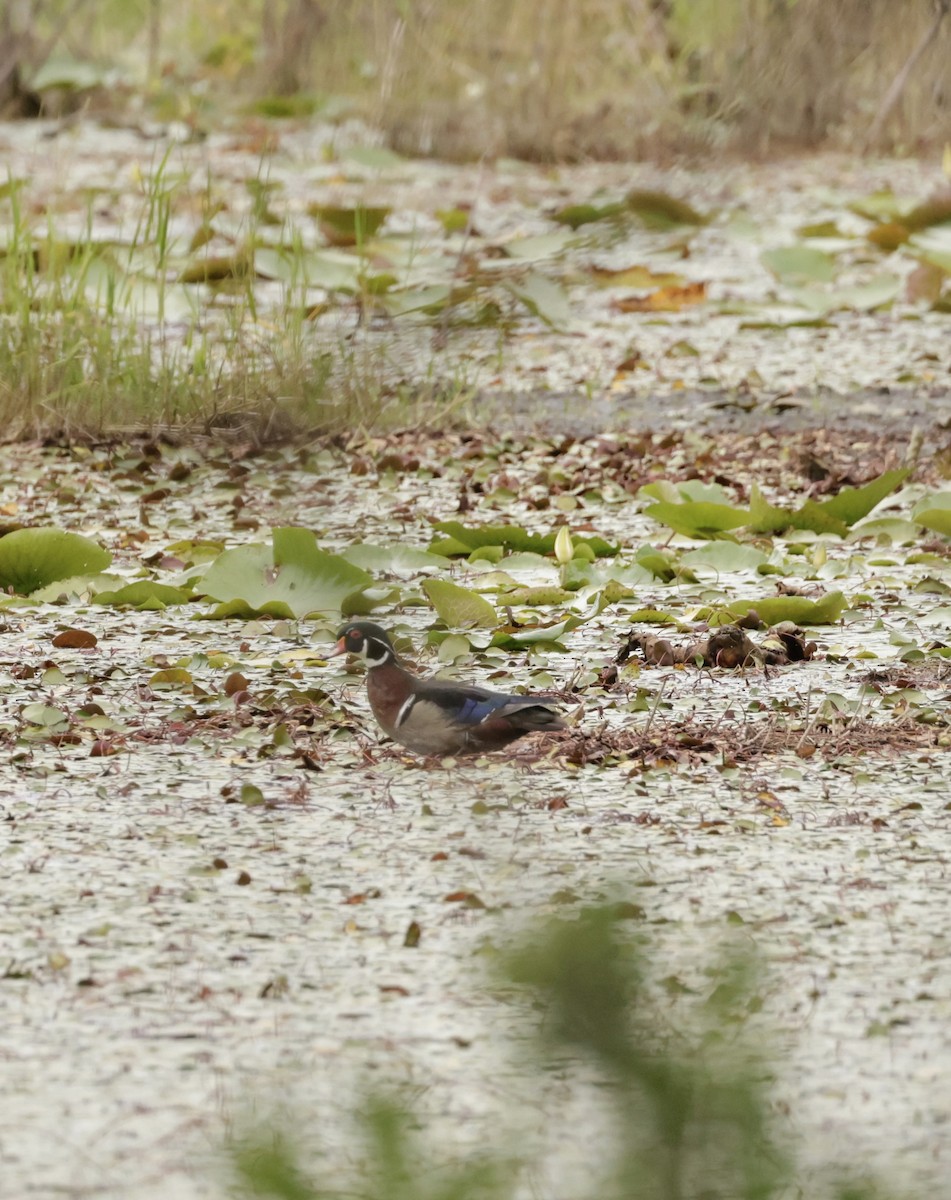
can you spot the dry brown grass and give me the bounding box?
[289,0,951,160]
[7,1,951,157]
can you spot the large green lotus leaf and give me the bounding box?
[340,543,447,574]
[786,501,851,537]
[643,501,750,539]
[748,486,848,537]
[914,500,951,537]
[848,517,921,544]
[94,582,191,610]
[430,522,617,558]
[0,529,112,594]
[199,529,373,619]
[423,579,497,629]
[707,591,846,627]
[816,468,909,525]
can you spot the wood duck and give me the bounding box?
[330,620,566,756]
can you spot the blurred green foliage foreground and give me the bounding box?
[231,906,892,1200]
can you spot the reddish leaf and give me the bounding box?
[52,628,97,649]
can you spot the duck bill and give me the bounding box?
[327,637,349,658]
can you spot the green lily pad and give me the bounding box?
[199,527,374,619]
[0,528,112,595]
[502,586,576,606]
[340,543,446,574]
[706,591,846,627]
[561,559,654,592]
[913,497,951,537]
[817,468,909,524]
[553,201,625,229]
[681,543,770,573]
[625,189,707,228]
[311,204,390,247]
[761,245,836,284]
[508,272,571,328]
[94,582,191,610]
[430,522,617,559]
[491,615,584,648]
[643,501,750,539]
[423,579,497,629]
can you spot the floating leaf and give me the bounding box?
[707,591,846,627]
[681,543,769,573]
[913,492,951,536]
[589,264,684,289]
[436,207,470,233]
[786,274,900,314]
[612,282,706,312]
[340,543,446,574]
[423,579,497,629]
[381,284,456,317]
[178,254,251,283]
[310,204,390,246]
[643,501,750,539]
[149,668,193,688]
[94,582,191,610]
[51,628,97,649]
[502,586,575,606]
[491,615,584,647]
[761,245,836,284]
[502,231,576,261]
[625,189,707,228]
[553,202,625,228]
[748,487,848,537]
[200,528,374,619]
[21,702,69,728]
[430,522,616,558]
[342,146,405,170]
[508,272,570,328]
[0,529,111,595]
[816,468,909,525]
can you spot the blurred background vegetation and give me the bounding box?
[2,0,951,159]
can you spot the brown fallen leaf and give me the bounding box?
[612,281,707,313]
[52,628,97,649]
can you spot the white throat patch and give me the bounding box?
[363,640,392,668]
